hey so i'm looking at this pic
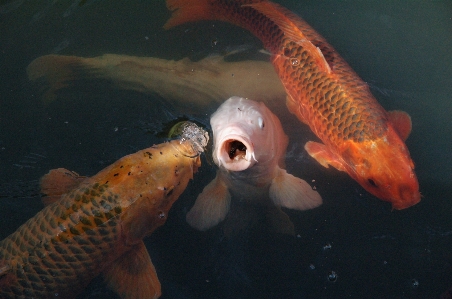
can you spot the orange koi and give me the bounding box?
[164,0,420,209]
[0,123,208,298]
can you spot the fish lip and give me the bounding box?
[215,134,255,171]
[390,190,421,210]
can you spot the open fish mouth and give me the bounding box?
[216,135,256,171]
[226,140,247,160]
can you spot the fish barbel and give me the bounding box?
[164,0,420,209]
[0,122,208,298]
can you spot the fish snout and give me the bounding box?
[360,169,420,210]
[216,135,255,171]
[391,183,421,210]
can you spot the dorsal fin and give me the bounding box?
[244,1,331,74]
[388,110,412,141]
[40,168,86,206]
[311,39,336,72]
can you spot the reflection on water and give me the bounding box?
[0,0,451,298]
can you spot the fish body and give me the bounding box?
[186,96,322,231]
[0,123,208,299]
[164,0,420,209]
[26,54,286,116]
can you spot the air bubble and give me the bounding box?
[327,270,338,282]
[323,243,332,250]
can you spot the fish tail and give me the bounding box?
[164,0,216,29]
[27,55,84,104]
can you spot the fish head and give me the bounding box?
[342,130,420,209]
[210,96,287,171]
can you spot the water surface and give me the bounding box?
[1,1,451,298]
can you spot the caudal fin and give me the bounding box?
[27,55,85,104]
[27,55,103,104]
[40,168,86,206]
[269,168,322,211]
[164,0,214,29]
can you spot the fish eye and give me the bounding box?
[258,117,265,129]
[368,179,377,187]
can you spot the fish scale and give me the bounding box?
[275,36,387,145]
[166,0,387,145]
[165,0,420,208]
[0,187,122,298]
[0,129,207,298]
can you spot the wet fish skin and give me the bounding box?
[164,0,420,209]
[186,97,322,231]
[0,133,205,298]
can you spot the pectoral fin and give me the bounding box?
[388,110,412,141]
[245,1,331,74]
[186,171,231,231]
[304,141,346,172]
[270,167,322,211]
[265,205,295,235]
[103,241,161,299]
[40,168,87,206]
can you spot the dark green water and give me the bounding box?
[1,1,451,298]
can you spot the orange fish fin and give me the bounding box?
[245,2,331,74]
[164,0,213,29]
[305,141,346,172]
[40,168,86,206]
[311,39,337,72]
[270,167,322,211]
[103,241,161,299]
[186,171,231,231]
[388,110,412,141]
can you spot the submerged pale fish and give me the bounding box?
[26,54,286,115]
[164,0,420,210]
[186,96,322,231]
[0,123,208,299]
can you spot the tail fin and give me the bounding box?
[163,0,213,29]
[27,55,84,104]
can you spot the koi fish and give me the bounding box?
[164,0,421,209]
[0,122,208,299]
[26,54,286,115]
[186,96,322,231]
